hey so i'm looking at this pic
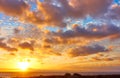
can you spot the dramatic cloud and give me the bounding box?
[62,0,113,17]
[1,0,120,71]
[53,23,120,40]
[0,0,29,16]
[26,0,112,27]
[66,44,109,57]
[42,36,89,46]
[0,38,17,51]
[19,41,35,51]
[107,4,120,19]
[0,0,113,27]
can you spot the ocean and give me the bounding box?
[0,72,120,78]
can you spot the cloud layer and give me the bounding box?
[0,0,120,60]
[66,44,109,57]
[0,0,113,27]
[53,23,120,40]
[0,0,29,16]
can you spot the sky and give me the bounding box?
[0,0,120,72]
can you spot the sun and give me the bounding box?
[17,61,30,71]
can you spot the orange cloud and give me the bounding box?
[19,41,35,51]
[0,0,29,16]
[0,38,17,52]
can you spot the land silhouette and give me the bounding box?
[1,73,119,78]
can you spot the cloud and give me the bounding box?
[0,0,119,59]
[90,53,115,61]
[42,36,89,46]
[0,38,5,42]
[0,0,113,27]
[41,44,51,48]
[26,0,112,27]
[0,0,29,16]
[0,38,17,51]
[44,49,62,56]
[66,44,109,57]
[91,57,114,61]
[62,0,113,18]
[19,41,35,51]
[13,26,24,34]
[42,37,66,44]
[107,4,120,19]
[22,0,66,27]
[53,23,120,40]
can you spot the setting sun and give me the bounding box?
[17,61,30,71]
[1,0,120,77]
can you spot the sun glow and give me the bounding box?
[17,61,30,71]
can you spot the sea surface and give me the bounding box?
[0,72,120,77]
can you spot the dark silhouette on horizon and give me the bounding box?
[1,73,119,78]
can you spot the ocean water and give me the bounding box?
[0,72,63,77]
[0,72,120,77]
